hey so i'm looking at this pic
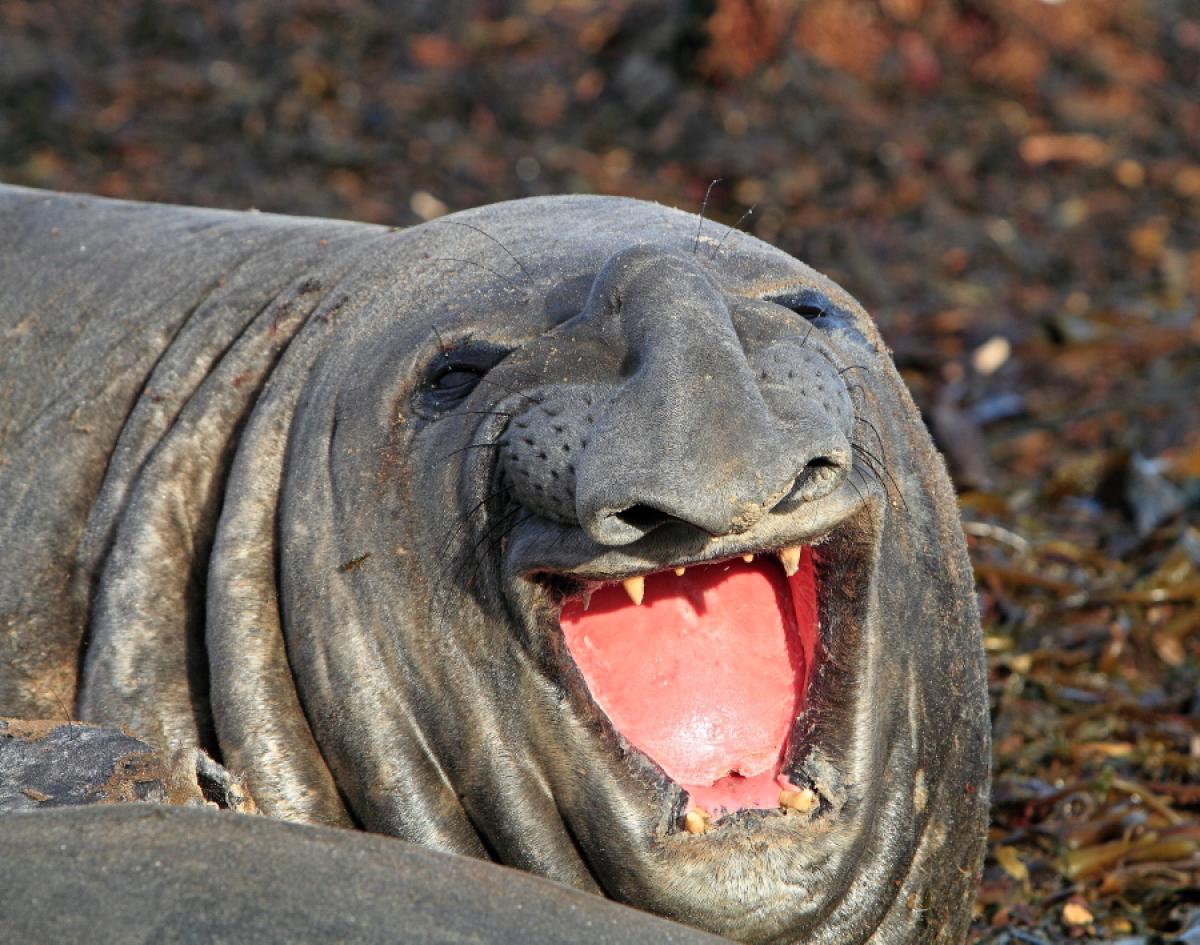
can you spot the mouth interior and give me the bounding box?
[559,551,818,815]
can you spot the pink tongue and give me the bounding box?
[560,554,817,811]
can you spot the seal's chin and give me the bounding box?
[558,553,819,818]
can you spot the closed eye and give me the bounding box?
[416,340,512,415]
[763,289,831,321]
[432,366,486,393]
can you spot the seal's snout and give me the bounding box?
[502,246,855,546]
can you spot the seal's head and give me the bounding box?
[272,197,988,944]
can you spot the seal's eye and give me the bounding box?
[425,361,489,408]
[432,366,485,394]
[760,288,868,346]
[764,289,832,321]
[416,340,512,415]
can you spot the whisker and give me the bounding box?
[844,468,866,505]
[854,413,887,464]
[849,461,879,492]
[429,257,525,292]
[692,179,722,255]
[425,410,515,427]
[852,441,907,511]
[850,442,886,486]
[461,509,532,593]
[434,486,512,574]
[441,440,506,460]
[440,220,535,286]
[451,506,524,592]
[709,203,756,261]
[474,375,543,408]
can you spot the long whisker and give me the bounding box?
[434,479,511,551]
[425,410,515,427]
[460,508,532,594]
[854,413,888,465]
[852,441,907,511]
[474,375,543,408]
[844,468,866,505]
[692,179,722,255]
[439,494,518,597]
[440,220,535,286]
[451,506,524,595]
[848,460,879,492]
[709,203,756,261]
[850,441,887,488]
[429,257,525,292]
[441,440,506,460]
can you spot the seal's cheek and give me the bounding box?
[560,552,819,814]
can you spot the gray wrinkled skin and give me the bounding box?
[0,184,989,945]
[1,805,729,945]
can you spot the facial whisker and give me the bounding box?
[692,178,722,255]
[428,257,526,294]
[440,220,536,286]
[709,203,756,261]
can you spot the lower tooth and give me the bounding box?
[779,788,819,813]
[683,809,711,834]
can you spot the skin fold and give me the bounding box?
[0,184,989,945]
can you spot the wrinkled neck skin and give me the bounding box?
[275,201,988,944]
[1,189,988,945]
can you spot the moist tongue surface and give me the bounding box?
[560,555,816,811]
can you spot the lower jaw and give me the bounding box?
[683,768,795,815]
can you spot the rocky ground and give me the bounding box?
[2,1,1198,941]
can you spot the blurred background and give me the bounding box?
[2,1,1198,941]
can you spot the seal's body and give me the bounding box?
[0,806,728,945]
[0,185,988,945]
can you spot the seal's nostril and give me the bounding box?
[588,501,721,545]
[613,504,673,533]
[781,455,849,506]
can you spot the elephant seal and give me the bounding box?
[0,805,728,945]
[0,184,989,945]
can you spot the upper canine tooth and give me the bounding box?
[742,554,754,563]
[622,576,645,606]
[779,787,819,813]
[674,567,686,576]
[778,545,802,577]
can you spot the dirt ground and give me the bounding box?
[2,1,1198,941]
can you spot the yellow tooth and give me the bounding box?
[674,567,686,576]
[743,554,754,563]
[622,576,645,606]
[779,787,819,813]
[683,809,710,834]
[778,545,803,577]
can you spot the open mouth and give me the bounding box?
[502,476,874,842]
[558,549,819,822]
[512,493,875,837]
